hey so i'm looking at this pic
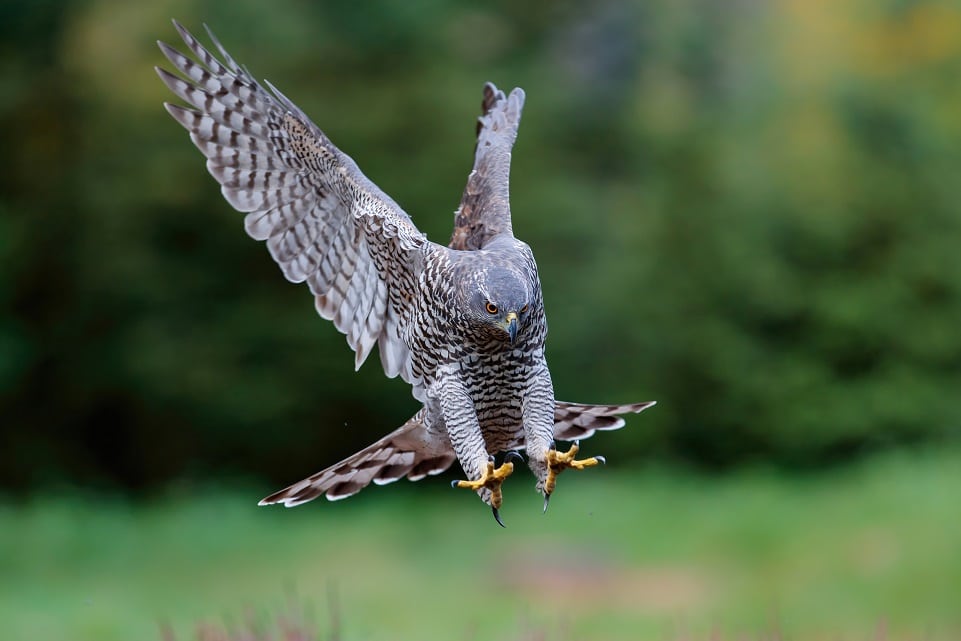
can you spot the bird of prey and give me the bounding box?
[156,22,655,525]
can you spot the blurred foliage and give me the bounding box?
[2,0,961,491]
[2,447,960,640]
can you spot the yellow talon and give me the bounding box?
[544,441,604,497]
[452,458,516,509]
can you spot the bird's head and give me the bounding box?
[469,267,533,344]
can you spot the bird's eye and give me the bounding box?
[520,304,529,314]
[485,302,498,315]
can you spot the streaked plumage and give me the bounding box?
[156,22,654,516]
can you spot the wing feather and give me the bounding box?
[259,410,457,506]
[449,82,526,250]
[552,401,657,442]
[261,400,657,507]
[500,400,657,451]
[158,21,438,382]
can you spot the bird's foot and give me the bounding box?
[542,440,605,510]
[451,453,520,527]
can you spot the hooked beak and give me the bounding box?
[504,312,518,343]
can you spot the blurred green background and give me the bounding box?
[2,0,960,639]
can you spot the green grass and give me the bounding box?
[2,447,960,641]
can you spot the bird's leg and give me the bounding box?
[543,440,605,511]
[519,370,561,510]
[451,453,519,526]
[431,377,514,525]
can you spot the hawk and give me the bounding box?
[156,22,655,525]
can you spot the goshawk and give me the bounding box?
[156,22,654,525]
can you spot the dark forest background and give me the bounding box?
[2,0,961,495]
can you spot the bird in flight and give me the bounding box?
[156,21,655,526]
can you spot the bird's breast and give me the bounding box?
[459,347,542,449]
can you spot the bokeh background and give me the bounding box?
[2,1,960,640]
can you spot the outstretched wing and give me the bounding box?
[449,82,525,251]
[501,400,656,451]
[551,401,656,442]
[261,400,656,507]
[259,410,457,506]
[156,22,432,381]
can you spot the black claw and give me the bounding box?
[595,455,607,465]
[450,480,460,489]
[543,494,551,514]
[492,506,506,528]
[487,454,496,464]
[505,450,524,464]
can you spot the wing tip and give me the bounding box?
[156,39,179,60]
[155,66,182,92]
[171,18,191,40]
[259,492,319,508]
[508,87,526,111]
[479,82,525,118]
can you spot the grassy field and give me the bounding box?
[2,447,960,641]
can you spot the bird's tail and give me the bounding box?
[258,409,457,507]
